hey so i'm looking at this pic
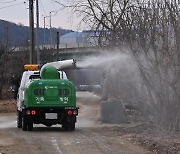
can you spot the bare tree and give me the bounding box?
[126,0,180,131]
[54,0,180,131]
[53,0,133,47]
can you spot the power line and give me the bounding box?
[0,0,17,4]
[39,0,47,17]
[0,1,26,10]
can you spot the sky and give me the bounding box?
[0,0,81,31]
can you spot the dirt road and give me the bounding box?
[0,92,153,154]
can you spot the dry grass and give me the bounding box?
[0,100,16,113]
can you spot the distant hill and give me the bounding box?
[0,19,73,47]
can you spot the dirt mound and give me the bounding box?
[133,134,180,154]
[0,100,16,113]
[112,122,180,154]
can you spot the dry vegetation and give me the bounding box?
[0,100,16,113]
[54,0,180,132]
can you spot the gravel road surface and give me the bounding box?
[0,92,152,154]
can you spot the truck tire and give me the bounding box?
[17,111,22,128]
[62,122,75,131]
[28,119,33,131]
[62,123,69,131]
[69,123,75,131]
[22,115,27,131]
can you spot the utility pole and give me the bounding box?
[29,0,35,64]
[57,31,59,50]
[4,25,9,52]
[49,10,58,49]
[43,16,46,48]
[36,0,40,63]
[50,11,52,49]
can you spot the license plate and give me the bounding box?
[45,113,57,119]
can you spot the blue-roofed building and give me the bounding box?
[60,30,110,48]
[60,32,83,44]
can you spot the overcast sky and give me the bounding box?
[0,0,81,30]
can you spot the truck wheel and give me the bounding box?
[62,123,69,131]
[17,111,22,128]
[28,119,33,131]
[69,123,75,131]
[62,122,75,131]
[22,116,27,131]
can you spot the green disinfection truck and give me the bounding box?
[17,60,78,131]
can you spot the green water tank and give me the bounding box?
[41,66,59,79]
